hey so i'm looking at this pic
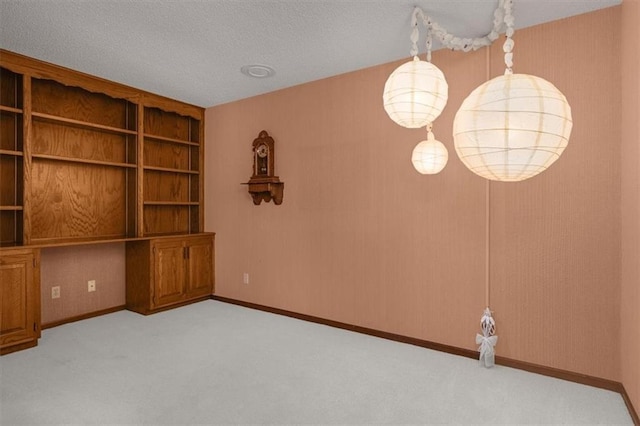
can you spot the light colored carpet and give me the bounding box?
[0,300,633,425]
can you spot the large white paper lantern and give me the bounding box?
[411,132,448,174]
[453,73,572,182]
[383,56,448,129]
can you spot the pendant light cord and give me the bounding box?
[485,178,491,307]
[485,46,491,309]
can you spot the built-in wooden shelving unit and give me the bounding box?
[142,106,201,237]
[0,50,205,246]
[0,50,212,355]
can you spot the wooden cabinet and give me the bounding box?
[126,234,214,315]
[0,248,40,354]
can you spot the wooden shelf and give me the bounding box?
[32,112,137,136]
[0,149,23,157]
[28,233,130,246]
[0,105,22,114]
[0,232,214,251]
[144,133,199,147]
[141,231,196,238]
[144,201,200,206]
[0,206,23,211]
[143,165,198,174]
[32,153,137,169]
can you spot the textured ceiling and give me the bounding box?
[0,0,621,108]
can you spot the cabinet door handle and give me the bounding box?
[184,246,189,259]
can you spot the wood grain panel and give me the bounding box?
[125,168,137,237]
[0,67,22,108]
[152,239,185,307]
[143,171,189,202]
[21,75,32,244]
[136,103,145,237]
[186,235,213,296]
[32,120,129,164]
[189,205,200,234]
[189,118,200,144]
[1,112,22,151]
[125,240,152,313]
[0,248,38,353]
[31,78,129,129]
[190,146,200,173]
[0,257,27,334]
[144,106,190,141]
[0,211,19,246]
[30,160,127,241]
[190,174,199,202]
[143,138,189,170]
[0,155,21,205]
[143,205,189,235]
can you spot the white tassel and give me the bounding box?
[476,307,498,368]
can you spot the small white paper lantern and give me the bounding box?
[383,56,448,129]
[411,132,448,174]
[453,73,572,182]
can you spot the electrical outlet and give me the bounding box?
[51,286,60,299]
[243,273,249,285]
[88,280,96,292]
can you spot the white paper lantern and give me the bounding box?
[411,132,448,174]
[453,73,572,182]
[383,56,448,129]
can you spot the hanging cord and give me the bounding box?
[477,22,501,370]
[485,179,491,307]
[484,45,491,308]
[503,0,515,74]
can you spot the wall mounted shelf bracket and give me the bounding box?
[243,178,284,205]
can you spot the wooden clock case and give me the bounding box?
[244,130,284,205]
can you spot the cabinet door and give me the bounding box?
[1,251,39,351]
[152,240,186,308]
[186,236,213,297]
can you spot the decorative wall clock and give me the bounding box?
[243,130,284,205]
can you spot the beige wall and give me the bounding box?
[40,243,125,324]
[621,0,640,414]
[205,7,622,381]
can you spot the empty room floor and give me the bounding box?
[0,300,633,424]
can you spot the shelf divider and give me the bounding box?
[32,153,137,169]
[32,112,138,136]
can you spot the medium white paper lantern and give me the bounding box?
[411,132,448,174]
[383,56,448,129]
[453,73,572,182]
